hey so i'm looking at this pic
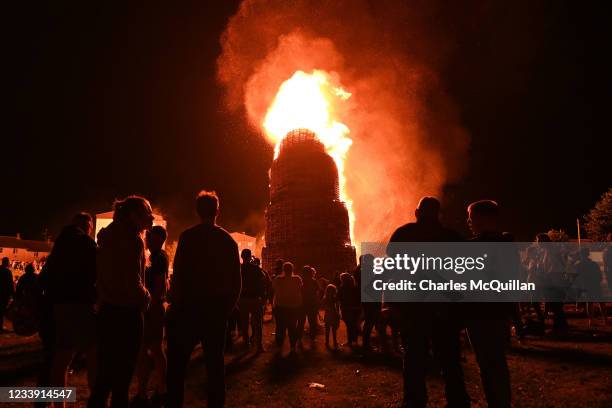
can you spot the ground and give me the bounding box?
[1,309,611,408]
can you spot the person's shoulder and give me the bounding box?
[54,225,74,242]
[178,224,212,245]
[179,224,200,239]
[390,222,418,240]
[204,225,236,244]
[76,230,96,248]
[394,223,417,234]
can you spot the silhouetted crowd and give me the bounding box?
[0,192,610,408]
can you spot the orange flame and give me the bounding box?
[263,69,354,241]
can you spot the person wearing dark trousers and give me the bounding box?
[338,272,361,347]
[88,196,153,408]
[167,311,228,408]
[0,257,14,332]
[238,248,268,351]
[463,200,512,408]
[535,233,569,332]
[359,254,384,350]
[388,197,470,408]
[166,191,241,408]
[270,259,284,344]
[297,266,320,340]
[399,305,469,408]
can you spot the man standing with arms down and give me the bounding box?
[388,197,470,408]
[464,200,512,408]
[166,191,241,408]
[238,248,268,351]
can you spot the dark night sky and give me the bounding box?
[4,1,611,242]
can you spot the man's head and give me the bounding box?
[145,225,167,252]
[302,265,313,279]
[607,232,612,242]
[25,263,35,275]
[274,259,284,273]
[72,212,93,236]
[241,248,252,263]
[1,257,8,267]
[415,196,440,223]
[467,200,500,235]
[196,190,219,224]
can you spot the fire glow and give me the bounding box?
[263,70,355,240]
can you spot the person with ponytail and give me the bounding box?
[88,196,154,408]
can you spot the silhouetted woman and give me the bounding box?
[88,196,153,408]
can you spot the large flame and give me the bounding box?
[263,69,354,241]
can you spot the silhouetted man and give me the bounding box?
[166,191,241,408]
[239,248,267,351]
[575,247,607,327]
[298,266,320,340]
[388,197,470,408]
[464,200,512,408]
[0,257,14,332]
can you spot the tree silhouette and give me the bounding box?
[584,188,612,241]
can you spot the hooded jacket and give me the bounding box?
[39,225,96,304]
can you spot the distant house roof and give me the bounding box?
[0,236,53,252]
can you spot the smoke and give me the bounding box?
[217,0,469,242]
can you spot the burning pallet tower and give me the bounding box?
[262,128,356,278]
